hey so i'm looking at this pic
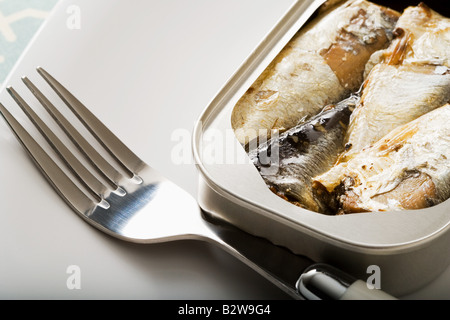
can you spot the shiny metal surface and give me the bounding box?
[297,264,354,300]
[297,263,397,300]
[0,67,317,299]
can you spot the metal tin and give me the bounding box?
[192,0,450,296]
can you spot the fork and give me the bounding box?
[0,67,319,299]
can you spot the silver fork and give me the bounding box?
[0,67,317,299]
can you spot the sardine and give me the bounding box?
[342,4,450,159]
[231,0,399,145]
[249,96,358,214]
[312,104,450,214]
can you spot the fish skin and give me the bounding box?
[231,0,399,145]
[342,4,450,159]
[312,104,450,214]
[249,96,358,214]
[343,63,450,157]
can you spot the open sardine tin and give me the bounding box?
[192,0,450,296]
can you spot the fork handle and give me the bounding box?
[199,212,397,300]
[297,264,397,300]
[197,211,310,299]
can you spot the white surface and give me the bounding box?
[0,0,449,300]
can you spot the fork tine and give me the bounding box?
[37,67,146,179]
[22,76,126,193]
[0,102,97,214]
[7,86,109,202]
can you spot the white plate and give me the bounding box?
[0,0,449,299]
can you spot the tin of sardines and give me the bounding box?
[193,0,450,296]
